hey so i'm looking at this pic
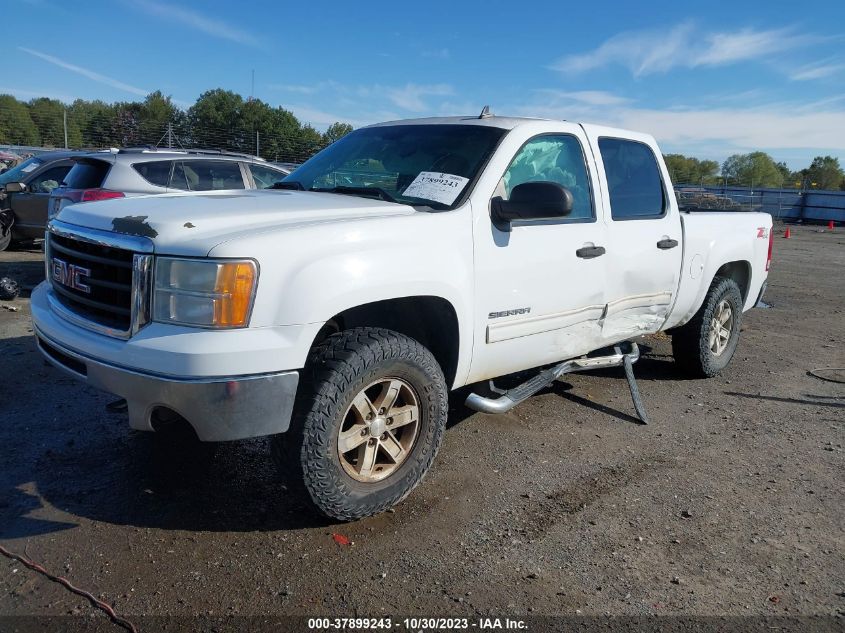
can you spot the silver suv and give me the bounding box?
[49,148,289,219]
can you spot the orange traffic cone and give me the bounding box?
[784,227,791,238]
[829,220,835,231]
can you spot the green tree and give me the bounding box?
[68,99,117,147]
[663,154,719,185]
[187,89,244,149]
[0,95,39,145]
[802,156,844,190]
[721,152,784,188]
[139,91,184,146]
[322,122,354,146]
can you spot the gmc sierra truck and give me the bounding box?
[31,113,773,520]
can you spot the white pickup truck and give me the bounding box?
[32,113,773,520]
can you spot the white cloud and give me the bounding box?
[0,86,78,103]
[790,59,845,81]
[509,95,845,159]
[131,0,262,48]
[534,89,632,106]
[552,23,822,77]
[383,83,453,112]
[18,47,148,96]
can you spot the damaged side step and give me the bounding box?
[465,342,648,423]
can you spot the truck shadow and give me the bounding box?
[0,333,337,537]
[2,338,694,540]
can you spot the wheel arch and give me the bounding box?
[312,296,461,388]
[713,260,752,303]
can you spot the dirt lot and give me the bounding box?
[0,227,843,630]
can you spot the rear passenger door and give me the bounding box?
[584,128,683,342]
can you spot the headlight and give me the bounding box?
[153,257,257,328]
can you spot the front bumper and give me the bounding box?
[34,328,299,442]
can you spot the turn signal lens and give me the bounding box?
[214,262,256,327]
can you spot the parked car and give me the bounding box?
[48,148,289,223]
[32,114,772,521]
[0,151,79,250]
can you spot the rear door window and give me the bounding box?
[172,160,246,191]
[598,138,666,219]
[133,161,172,187]
[63,160,110,189]
[249,164,286,189]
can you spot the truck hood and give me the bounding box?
[53,189,415,255]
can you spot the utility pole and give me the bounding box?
[256,131,260,158]
[63,109,68,148]
[167,122,173,149]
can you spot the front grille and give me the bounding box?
[48,233,135,331]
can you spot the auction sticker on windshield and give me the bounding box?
[403,172,469,205]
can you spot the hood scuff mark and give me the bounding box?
[111,215,158,238]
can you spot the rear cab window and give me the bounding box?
[598,137,666,220]
[63,160,111,189]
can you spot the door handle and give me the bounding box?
[657,238,679,250]
[576,245,606,259]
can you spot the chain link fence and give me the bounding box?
[674,184,844,224]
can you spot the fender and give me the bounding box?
[209,205,476,384]
[665,212,771,330]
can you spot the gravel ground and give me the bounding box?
[0,226,843,630]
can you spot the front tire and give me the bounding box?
[273,327,448,521]
[671,276,743,377]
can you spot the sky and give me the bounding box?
[6,0,845,169]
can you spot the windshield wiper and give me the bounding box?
[271,181,305,190]
[313,186,398,204]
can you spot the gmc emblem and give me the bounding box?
[51,257,91,293]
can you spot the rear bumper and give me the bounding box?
[34,328,299,441]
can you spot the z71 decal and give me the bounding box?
[757,227,769,239]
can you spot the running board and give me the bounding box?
[465,342,648,423]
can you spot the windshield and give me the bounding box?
[0,157,44,185]
[283,124,506,210]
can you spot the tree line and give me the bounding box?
[1,88,842,188]
[664,152,845,191]
[0,90,354,163]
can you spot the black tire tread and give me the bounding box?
[272,327,447,521]
[671,275,743,378]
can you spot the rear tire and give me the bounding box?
[0,230,11,252]
[272,327,448,521]
[671,276,743,378]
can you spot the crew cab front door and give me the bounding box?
[468,125,608,384]
[584,128,683,343]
